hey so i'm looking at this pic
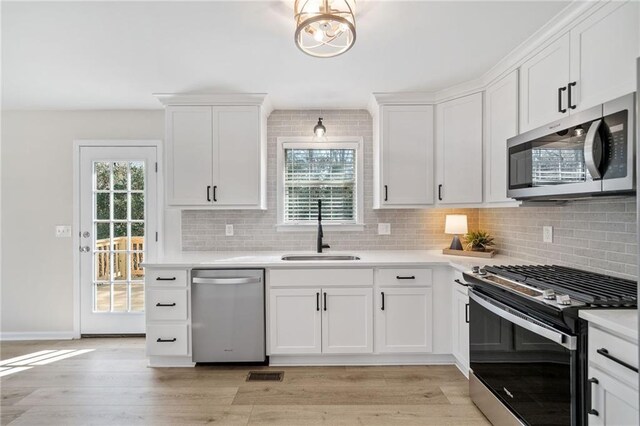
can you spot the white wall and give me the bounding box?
[1,110,163,335]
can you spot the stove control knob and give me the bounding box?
[478,268,487,276]
[472,266,480,273]
[556,294,571,305]
[543,289,556,300]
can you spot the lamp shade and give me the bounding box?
[445,215,468,235]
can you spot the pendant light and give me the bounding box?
[294,0,356,58]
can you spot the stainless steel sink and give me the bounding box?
[281,255,361,261]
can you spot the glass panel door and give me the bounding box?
[79,145,157,335]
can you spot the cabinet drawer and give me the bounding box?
[146,269,188,287]
[589,325,638,389]
[146,289,188,321]
[146,324,189,356]
[269,268,373,287]
[375,268,432,286]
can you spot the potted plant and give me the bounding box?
[464,230,495,252]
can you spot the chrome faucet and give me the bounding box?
[317,199,330,253]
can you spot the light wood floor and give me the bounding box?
[1,338,490,425]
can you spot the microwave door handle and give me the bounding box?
[584,119,603,180]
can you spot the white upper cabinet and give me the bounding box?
[372,102,434,209]
[569,0,639,113]
[160,94,268,209]
[214,106,262,206]
[166,106,214,206]
[519,33,571,132]
[520,1,638,132]
[436,92,483,204]
[485,70,519,204]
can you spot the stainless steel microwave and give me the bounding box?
[507,93,636,200]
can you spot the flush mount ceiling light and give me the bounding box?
[294,0,356,58]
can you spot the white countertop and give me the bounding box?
[579,309,638,342]
[142,249,524,271]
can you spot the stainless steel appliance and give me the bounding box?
[463,265,637,426]
[191,269,265,363]
[507,93,636,200]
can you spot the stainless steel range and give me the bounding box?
[463,265,637,426]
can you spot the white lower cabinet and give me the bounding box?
[588,366,639,426]
[375,287,432,353]
[322,288,373,354]
[585,321,639,426]
[451,281,469,374]
[269,287,372,355]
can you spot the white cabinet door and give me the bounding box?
[214,106,262,207]
[166,106,213,205]
[485,70,518,203]
[322,287,373,354]
[375,287,432,353]
[436,92,483,204]
[570,1,639,113]
[269,288,321,354]
[451,286,469,373]
[588,366,639,426]
[519,33,571,132]
[378,105,434,208]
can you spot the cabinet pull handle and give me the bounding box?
[465,303,469,323]
[156,302,176,307]
[381,292,385,311]
[587,377,599,416]
[596,348,639,372]
[396,275,415,280]
[558,86,567,113]
[316,292,320,311]
[568,81,577,110]
[207,185,211,202]
[213,185,218,202]
[156,277,176,281]
[156,338,177,343]
[438,184,443,201]
[323,292,327,311]
[454,279,469,287]
[384,185,388,202]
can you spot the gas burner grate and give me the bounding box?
[484,265,637,307]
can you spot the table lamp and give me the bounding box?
[445,214,468,250]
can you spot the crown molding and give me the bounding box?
[154,93,272,114]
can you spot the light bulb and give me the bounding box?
[315,127,325,137]
[314,29,324,42]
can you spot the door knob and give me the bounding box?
[79,246,91,252]
[82,231,90,238]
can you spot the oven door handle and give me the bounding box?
[469,291,577,350]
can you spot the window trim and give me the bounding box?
[276,136,364,232]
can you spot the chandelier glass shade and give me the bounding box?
[294,0,356,58]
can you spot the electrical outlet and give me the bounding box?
[543,226,553,243]
[378,223,391,235]
[225,224,234,236]
[55,225,72,238]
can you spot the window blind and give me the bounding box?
[284,148,356,222]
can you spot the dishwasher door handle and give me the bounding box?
[192,277,261,285]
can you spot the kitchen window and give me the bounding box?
[276,137,364,231]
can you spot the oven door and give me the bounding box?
[469,290,579,426]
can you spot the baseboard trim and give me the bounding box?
[0,331,77,341]
[269,353,456,366]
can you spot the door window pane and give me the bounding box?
[113,162,128,190]
[92,160,148,313]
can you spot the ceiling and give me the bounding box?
[2,1,570,110]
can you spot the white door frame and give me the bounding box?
[73,140,164,338]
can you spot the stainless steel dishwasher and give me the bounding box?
[191,269,265,363]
